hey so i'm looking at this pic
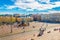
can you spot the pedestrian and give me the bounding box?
[59,28,60,32]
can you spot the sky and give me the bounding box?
[0,0,60,14]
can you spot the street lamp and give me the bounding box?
[10,14,13,33]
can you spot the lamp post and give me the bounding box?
[10,14,12,33]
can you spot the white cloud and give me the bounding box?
[54,2,60,7]
[0,12,20,15]
[39,0,50,3]
[6,0,60,11]
[21,0,35,3]
[0,12,13,15]
[15,0,38,9]
[15,0,49,10]
[14,0,60,10]
[7,5,17,9]
[49,10,60,13]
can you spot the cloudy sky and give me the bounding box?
[0,0,60,14]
